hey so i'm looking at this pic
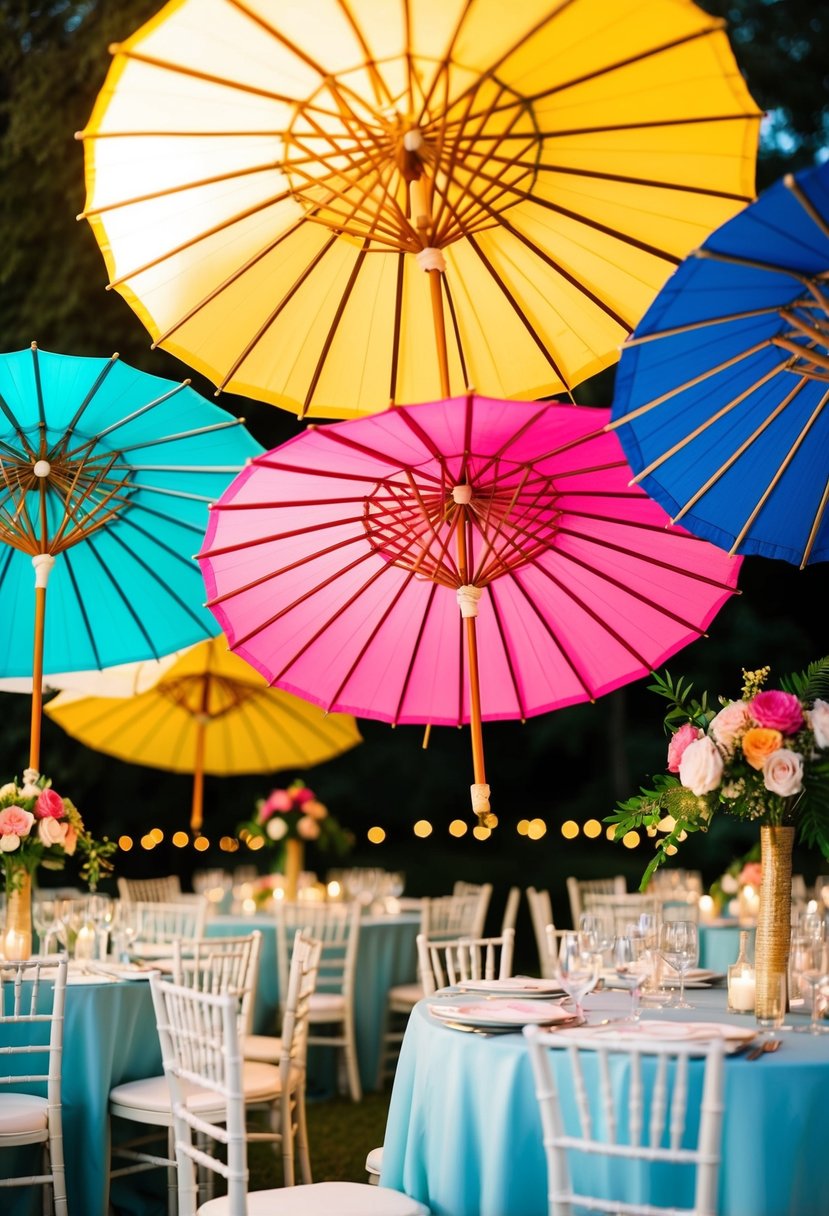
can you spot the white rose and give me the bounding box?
[678,736,724,796]
[0,783,19,799]
[20,783,41,798]
[763,748,804,797]
[266,817,288,841]
[0,834,21,852]
[38,817,68,848]
[810,700,829,749]
[721,874,739,895]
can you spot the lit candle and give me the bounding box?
[730,970,756,1012]
[327,880,342,900]
[4,929,28,961]
[698,895,716,924]
[74,924,96,961]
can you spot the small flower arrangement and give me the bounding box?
[0,769,115,891]
[708,844,761,912]
[238,779,353,857]
[609,658,829,890]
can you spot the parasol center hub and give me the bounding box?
[456,584,482,618]
[403,128,424,153]
[33,460,51,479]
[452,484,472,504]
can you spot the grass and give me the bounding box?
[247,1088,392,1187]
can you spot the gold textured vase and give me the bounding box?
[4,868,33,960]
[284,838,304,902]
[754,825,794,1019]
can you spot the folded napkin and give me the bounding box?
[456,977,564,995]
[556,1019,753,1043]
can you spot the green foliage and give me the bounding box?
[781,656,829,703]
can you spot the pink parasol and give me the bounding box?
[199,396,741,824]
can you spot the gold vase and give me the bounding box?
[4,867,33,960]
[754,825,794,1019]
[284,837,304,902]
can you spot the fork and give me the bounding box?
[745,1038,781,1060]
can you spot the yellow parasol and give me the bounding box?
[44,636,362,832]
[78,0,761,418]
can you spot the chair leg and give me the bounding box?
[295,1088,312,1185]
[281,1090,295,1188]
[344,1012,362,1102]
[167,1126,177,1216]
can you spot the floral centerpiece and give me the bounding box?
[237,779,352,900]
[0,769,116,957]
[609,658,829,1017]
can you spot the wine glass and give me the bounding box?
[32,897,58,956]
[557,931,600,1021]
[579,912,614,963]
[659,919,698,1010]
[613,934,649,1022]
[87,893,114,960]
[792,939,829,1034]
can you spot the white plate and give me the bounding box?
[85,961,158,981]
[428,998,576,1028]
[454,977,566,998]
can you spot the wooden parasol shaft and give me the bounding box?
[455,507,487,797]
[190,716,206,833]
[428,269,451,398]
[29,585,47,772]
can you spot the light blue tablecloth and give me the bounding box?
[382,987,829,1216]
[207,909,420,1091]
[2,975,161,1216]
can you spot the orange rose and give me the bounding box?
[742,727,783,770]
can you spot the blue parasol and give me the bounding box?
[609,160,829,569]
[0,344,262,767]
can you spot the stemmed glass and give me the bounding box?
[792,939,829,1034]
[111,901,139,961]
[613,933,649,1022]
[659,919,698,1010]
[637,912,667,1005]
[579,913,614,964]
[32,897,58,955]
[557,931,601,1021]
[88,894,114,960]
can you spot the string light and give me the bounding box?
[172,831,189,848]
[560,820,578,840]
[413,820,433,838]
[149,827,164,844]
[117,835,133,852]
[367,826,386,844]
[583,819,601,838]
[527,818,547,840]
[449,819,468,837]
[194,836,210,852]
[516,819,530,836]
[472,825,491,840]
[622,830,640,849]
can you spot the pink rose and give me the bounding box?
[0,806,35,837]
[809,699,829,749]
[751,690,804,736]
[738,862,762,887]
[263,790,293,817]
[709,701,753,754]
[763,748,804,797]
[296,815,321,840]
[38,817,69,848]
[35,787,65,819]
[291,786,315,807]
[667,723,703,773]
[678,736,724,795]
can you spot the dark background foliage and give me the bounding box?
[1,0,827,920]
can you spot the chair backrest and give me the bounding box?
[118,898,208,951]
[524,1025,725,1216]
[416,928,515,995]
[566,875,626,925]
[0,955,67,1099]
[172,931,262,1036]
[582,892,662,936]
[527,887,559,979]
[501,886,521,934]
[274,901,360,1015]
[421,888,491,940]
[151,930,322,1216]
[117,874,182,902]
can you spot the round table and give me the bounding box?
[382,986,829,1216]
